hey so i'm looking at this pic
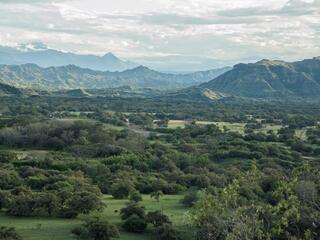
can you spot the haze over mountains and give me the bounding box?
[0,63,230,91]
[0,44,258,73]
[0,45,319,101]
[0,44,138,72]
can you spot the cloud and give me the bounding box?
[141,13,260,26]
[0,0,319,67]
[0,0,65,3]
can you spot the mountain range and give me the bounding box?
[1,55,320,101]
[0,45,138,72]
[192,57,320,100]
[0,63,231,90]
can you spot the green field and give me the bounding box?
[168,120,284,135]
[0,195,191,240]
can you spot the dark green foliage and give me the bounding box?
[72,219,119,240]
[180,189,199,207]
[129,190,143,203]
[0,151,17,163]
[110,181,134,199]
[154,223,180,240]
[120,202,145,220]
[122,215,147,233]
[0,94,319,240]
[0,226,21,240]
[146,211,171,227]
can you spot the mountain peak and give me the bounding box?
[0,45,138,71]
[256,59,290,68]
[103,52,119,60]
[130,65,152,73]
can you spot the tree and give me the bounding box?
[150,191,163,202]
[0,226,21,240]
[35,192,59,216]
[129,190,142,203]
[122,215,147,233]
[72,219,119,240]
[0,151,17,163]
[147,211,171,227]
[7,193,35,217]
[155,223,180,240]
[67,191,104,215]
[0,191,9,210]
[120,202,145,220]
[180,189,199,207]
[110,181,134,199]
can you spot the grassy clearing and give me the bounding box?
[0,194,190,240]
[168,120,186,129]
[168,120,284,136]
[295,128,308,140]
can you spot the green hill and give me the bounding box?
[0,82,21,96]
[198,57,320,100]
[0,64,230,91]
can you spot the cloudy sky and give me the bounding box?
[0,0,319,68]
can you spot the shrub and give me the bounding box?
[122,215,147,233]
[0,226,21,240]
[120,203,145,220]
[147,211,171,227]
[72,219,119,240]
[180,189,199,207]
[155,223,180,240]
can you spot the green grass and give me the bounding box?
[295,128,308,140]
[168,120,284,136]
[0,195,191,240]
[168,120,186,129]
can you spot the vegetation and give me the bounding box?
[0,95,319,239]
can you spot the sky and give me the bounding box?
[0,0,319,68]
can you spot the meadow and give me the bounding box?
[0,195,190,240]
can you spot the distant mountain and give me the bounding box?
[0,64,230,90]
[131,55,261,73]
[0,45,138,71]
[196,57,320,100]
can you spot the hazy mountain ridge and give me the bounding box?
[198,57,320,99]
[0,63,230,90]
[0,45,138,72]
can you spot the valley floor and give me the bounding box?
[0,195,191,240]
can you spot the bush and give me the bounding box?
[71,226,88,238]
[122,215,147,233]
[120,202,145,220]
[0,226,21,240]
[155,223,180,240]
[129,191,142,203]
[180,189,199,207]
[147,211,171,227]
[110,181,134,199]
[72,219,119,240]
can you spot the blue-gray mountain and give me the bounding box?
[0,45,138,72]
[197,57,320,99]
[0,64,230,90]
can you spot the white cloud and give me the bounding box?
[0,0,319,65]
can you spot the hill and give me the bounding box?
[0,64,230,91]
[0,45,138,72]
[0,82,21,96]
[198,57,320,100]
